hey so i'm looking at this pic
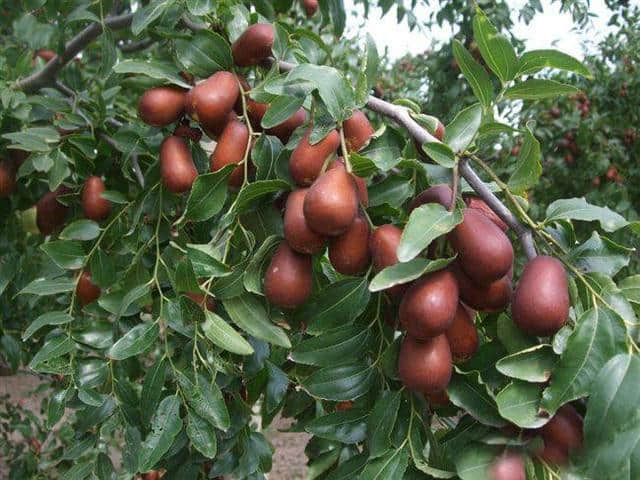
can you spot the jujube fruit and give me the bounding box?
[185,292,216,312]
[541,404,583,451]
[303,167,358,236]
[266,108,307,143]
[369,224,406,298]
[397,334,452,393]
[464,195,508,231]
[0,159,17,197]
[449,208,513,284]
[77,271,101,306]
[451,262,512,312]
[82,176,111,221]
[36,186,70,235]
[284,189,327,254]
[187,72,239,136]
[138,86,186,127]
[302,0,318,16]
[160,136,198,194]
[328,159,369,206]
[343,110,374,153]
[512,255,569,336]
[329,214,371,275]
[425,389,449,407]
[445,303,478,362]
[335,400,353,411]
[232,23,275,67]
[537,439,568,466]
[289,129,340,186]
[210,118,249,188]
[399,270,459,340]
[409,184,452,212]
[264,242,312,308]
[34,49,56,62]
[489,452,526,480]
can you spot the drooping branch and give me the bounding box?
[16,12,135,93]
[276,59,536,258]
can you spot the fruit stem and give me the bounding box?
[236,77,255,187]
[339,127,353,173]
[449,160,459,213]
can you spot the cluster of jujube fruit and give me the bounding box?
[263,109,373,308]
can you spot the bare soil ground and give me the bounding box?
[0,372,309,479]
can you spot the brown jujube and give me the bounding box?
[36,186,70,235]
[210,118,249,188]
[82,176,111,221]
[445,303,478,362]
[512,255,569,336]
[284,189,327,254]
[187,72,239,136]
[464,195,508,231]
[409,184,453,213]
[343,110,375,153]
[449,208,513,284]
[289,129,340,186]
[266,108,307,143]
[369,224,406,298]
[232,24,275,67]
[77,271,101,306]
[303,167,358,236]
[451,261,512,312]
[489,452,526,480]
[328,159,368,206]
[329,215,371,275]
[0,159,16,197]
[399,270,459,340]
[541,404,583,451]
[138,86,186,127]
[397,334,452,393]
[160,136,198,194]
[264,242,313,308]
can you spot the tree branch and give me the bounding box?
[16,12,135,93]
[276,59,536,258]
[119,38,155,53]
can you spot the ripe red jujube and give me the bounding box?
[82,176,111,221]
[160,136,198,194]
[264,242,313,309]
[397,334,452,393]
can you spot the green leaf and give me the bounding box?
[186,409,217,458]
[369,257,455,292]
[361,127,404,172]
[397,204,463,262]
[365,33,380,91]
[496,345,556,383]
[444,103,483,153]
[131,0,175,36]
[174,30,232,77]
[234,180,290,213]
[63,461,93,480]
[368,390,401,458]
[451,40,493,108]
[186,243,231,277]
[579,354,640,476]
[2,127,60,152]
[113,60,191,89]
[94,452,116,480]
[0,254,18,296]
[23,311,73,340]
[223,294,291,348]
[175,372,230,431]
[252,135,284,181]
[286,64,355,122]
[98,285,149,318]
[324,0,346,37]
[619,275,640,305]
[202,310,254,355]
[186,0,215,15]
[107,322,159,360]
[507,125,541,193]
[60,219,101,241]
[261,95,306,129]
[360,447,409,480]
[297,278,371,334]
[325,453,368,480]
[139,395,183,472]
[40,241,85,269]
[305,408,368,444]
[454,442,500,480]
[545,197,629,232]
[541,307,627,414]
[447,371,506,427]
[517,49,591,77]
[291,325,370,366]
[265,361,289,413]
[47,387,70,428]
[304,362,375,401]
[421,142,456,168]
[495,381,546,428]
[29,335,74,369]
[184,167,233,222]
[503,79,580,100]
[569,232,631,276]
[473,8,518,83]
[141,358,167,426]
[243,235,280,295]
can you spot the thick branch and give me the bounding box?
[16,13,134,93]
[277,59,536,258]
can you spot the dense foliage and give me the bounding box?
[0,1,639,480]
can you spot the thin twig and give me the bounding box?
[449,161,458,213]
[119,38,155,53]
[276,59,536,258]
[15,12,135,92]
